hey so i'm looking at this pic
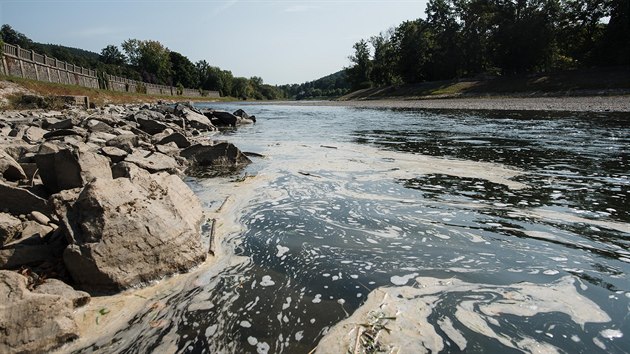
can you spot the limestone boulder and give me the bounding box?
[156,132,191,148]
[35,145,112,193]
[101,146,128,163]
[0,213,22,246]
[0,270,88,353]
[181,142,251,167]
[23,126,48,144]
[124,149,181,174]
[136,116,168,135]
[0,180,49,215]
[0,149,27,182]
[212,110,238,126]
[54,172,206,291]
[105,134,139,153]
[179,107,216,131]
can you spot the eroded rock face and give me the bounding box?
[181,142,251,167]
[54,172,206,292]
[0,270,89,353]
[0,149,27,182]
[35,145,112,193]
[0,180,49,215]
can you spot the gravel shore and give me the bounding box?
[268,95,630,113]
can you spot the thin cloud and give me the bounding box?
[284,5,318,13]
[212,0,239,16]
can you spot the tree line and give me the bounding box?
[0,24,284,99]
[278,70,350,100]
[346,0,629,90]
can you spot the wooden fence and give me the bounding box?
[1,42,220,98]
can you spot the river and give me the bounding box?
[75,103,629,353]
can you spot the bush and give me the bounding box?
[135,82,147,94]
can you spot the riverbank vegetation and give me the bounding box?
[345,0,629,90]
[0,25,284,100]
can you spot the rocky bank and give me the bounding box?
[0,99,254,353]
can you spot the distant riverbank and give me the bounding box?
[263,95,630,113]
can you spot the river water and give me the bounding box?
[77,104,629,353]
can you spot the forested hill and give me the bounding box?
[278,70,350,100]
[345,0,630,91]
[0,24,285,100]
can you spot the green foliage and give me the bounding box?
[279,70,350,100]
[344,0,627,90]
[135,82,147,94]
[170,51,198,89]
[346,39,373,90]
[122,39,172,85]
[100,45,126,65]
[0,24,33,48]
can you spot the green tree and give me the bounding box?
[0,24,33,48]
[391,19,433,83]
[425,0,461,79]
[170,51,198,88]
[490,0,559,74]
[100,45,126,65]
[122,39,172,84]
[346,39,373,89]
[370,31,400,86]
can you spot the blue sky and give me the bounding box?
[1,0,427,85]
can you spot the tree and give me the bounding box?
[391,19,433,83]
[122,39,172,84]
[170,51,198,88]
[100,45,126,65]
[370,30,400,86]
[0,24,33,48]
[346,39,373,89]
[425,0,461,79]
[489,0,559,74]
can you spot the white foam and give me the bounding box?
[390,273,419,286]
[276,245,290,257]
[260,275,275,287]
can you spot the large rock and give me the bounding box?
[23,126,48,144]
[105,134,139,153]
[212,110,238,126]
[181,142,251,167]
[136,116,168,135]
[0,242,58,269]
[124,149,181,174]
[157,132,191,148]
[35,145,112,193]
[0,180,49,215]
[179,107,216,131]
[0,270,88,353]
[54,172,206,291]
[0,149,27,182]
[0,213,22,246]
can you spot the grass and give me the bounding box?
[339,66,630,101]
[0,74,238,108]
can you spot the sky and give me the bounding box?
[0,0,427,85]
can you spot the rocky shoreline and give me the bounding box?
[0,100,254,353]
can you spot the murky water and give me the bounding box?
[76,105,629,353]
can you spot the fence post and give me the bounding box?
[44,54,51,81]
[31,50,40,80]
[16,45,25,78]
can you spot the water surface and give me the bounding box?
[77,104,629,353]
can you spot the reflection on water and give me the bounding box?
[75,105,629,353]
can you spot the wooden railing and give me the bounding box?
[1,42,219,98]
